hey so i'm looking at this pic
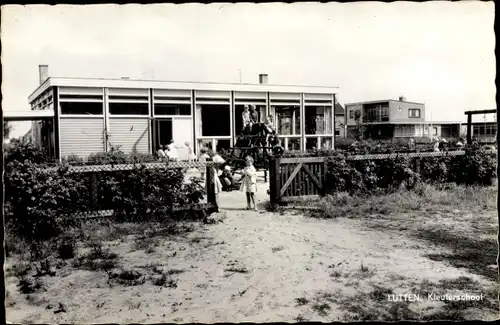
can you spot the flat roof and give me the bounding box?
[345,99,425,106]
[3,109,55,121]
[29,77,340,103]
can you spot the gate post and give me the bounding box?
[90,172,98,211]
[205,159,218,213]
[269,156,281,204]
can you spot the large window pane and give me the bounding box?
[201,105,230,136]
[60,102,103,115]
[275,106,300,135]
[109,102,148,115]
[305,106,332,135]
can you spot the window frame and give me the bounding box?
[408,108,421,118]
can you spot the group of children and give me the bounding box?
[242,105,276,132]
[157,140,197,162]
[198,147,259,211]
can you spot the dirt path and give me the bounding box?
[5,180,498,323]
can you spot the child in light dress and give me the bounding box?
[210,150,224,209]
[240,156,258,211]
[185,141,196,162]
[199,147,210,179]
[167,139,178,161]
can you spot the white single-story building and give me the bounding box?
[26,65,340,160]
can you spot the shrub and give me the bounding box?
[106,165,206,221]
[62,154,85,166]
[57,235,77,259]
[452,143,497,186]
[87,146,128,165]
[4,160,88,241]
[4,140,54,166]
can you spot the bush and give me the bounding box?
[323,145,496,195]
[105,165,203,221]
[4,160,88,241]
[4,141,207,244]
[4,140,54,166]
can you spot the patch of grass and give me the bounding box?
[133,236,159,253]
[165,269,186,275]
[294,314,308,322]
[18,276,45,294]
[330,270,342,278]
[151,274,178,288]
[5,231,28,258]
[369,285,393,302]
[10,262,32,279]
[271,245,285,253]
[224,267,250,274]
[315,184,497,220]
[354,262,375,279]
[110,269,146,286]
[57,235,77,259]
[295,297,309,306]
[73,240,119,272]
[311,302,331,316]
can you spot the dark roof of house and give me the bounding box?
[334,102,345,115]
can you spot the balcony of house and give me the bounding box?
[363,103,390,123]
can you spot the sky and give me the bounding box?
[1,2,496,138]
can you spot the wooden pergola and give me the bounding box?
[464,109,497,144]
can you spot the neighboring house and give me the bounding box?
[460,121,497,142]
[334,101,345,138]
[344,96,460,140]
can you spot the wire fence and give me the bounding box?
[34,161,217,219]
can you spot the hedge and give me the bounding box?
[4,142,206,242]
[323,142,497,195]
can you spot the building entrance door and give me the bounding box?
[152,118,173,152]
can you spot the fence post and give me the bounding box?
[90,172,98,211]
[205,159,218,213]
[415,157,421,174]
[269,156,281,204]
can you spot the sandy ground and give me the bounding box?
[5,174,499,323]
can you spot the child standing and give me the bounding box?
[240,156,258,211]
[199,147,210,179]
[242,105,252,134]
[185,141,196,162]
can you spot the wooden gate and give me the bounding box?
[269,156,327,203]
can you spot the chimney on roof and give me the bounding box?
[38,65,49,85]
[399,96,406,102]
[259,74,268,84]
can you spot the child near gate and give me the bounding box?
[240,156,258,211]
[185,141,196,162]
[199,147,210,179]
